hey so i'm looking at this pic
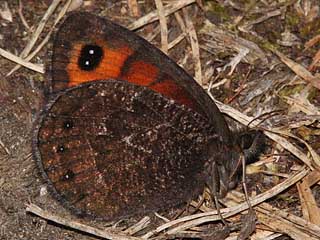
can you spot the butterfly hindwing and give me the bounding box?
[34,80,217,220]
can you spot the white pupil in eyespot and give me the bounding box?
[89,49,94,54]
[85,60,90,66]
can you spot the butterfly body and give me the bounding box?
[33,12,241,220]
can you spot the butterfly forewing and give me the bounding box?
[48,12,231,143]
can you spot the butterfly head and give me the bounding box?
[205,129,264,198]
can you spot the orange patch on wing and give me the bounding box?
[150,79,196,110]
[122,61,159,86]
[66,42,134,87]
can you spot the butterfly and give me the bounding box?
[32,11,246,220]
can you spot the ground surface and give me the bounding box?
[0,1,319,240]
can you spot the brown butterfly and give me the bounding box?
[32,12,249,220]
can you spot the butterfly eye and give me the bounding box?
[78,44,103,71]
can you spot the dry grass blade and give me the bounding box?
[142,168,308,238]
[0,47,44,73]
[168,33,186,50]
[155,0,168,53]
[249,232,283,240]
[267,126,320,169]
[127,0,140,17]
[305,169,320,186]
[257,203,320,240]
[0,139,10,155]
[309,49,320,71]
[297,178,320,225]
[67,0,83,12]
[273,49,320,89]
[212,97,314,168]
[283,95,320,115]
[18,0,31,30]
[293,134,320,169]
[128,0,196,30]
[267,131,314,169]
[201,20,267,65]
[183,8,202,84]
[239,9,282,32]
[223,48,249,76]
[305,34,320,49]
[167,12,187,50]
[0,1,12,22]
[7,0,73,76]
[263,193,320,236]
[0,0,319,239]
[226,185,320,240]
[26,203,142,240]
[19,0,62,59]
[124,216,151,235]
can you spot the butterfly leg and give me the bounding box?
[204,149,229,225]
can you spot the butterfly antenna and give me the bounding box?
[246,109,284,129]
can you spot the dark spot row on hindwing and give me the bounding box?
[34,79,219,220]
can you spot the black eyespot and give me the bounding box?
[61,169,75,181]
[57,145,66,153]
[63,120,73,129]
[78,44,103,71]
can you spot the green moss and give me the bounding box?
[31,72,44,82]
[277,193,297,203]
[278,85,305,97]
[285,12,300,28]
[307,87,319,101]
[216,51,234,59]
[285,7,320,38]
[240,31,280,52]
[261,41,279,52]
[206,1,231,23]
[300,20,320,37]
